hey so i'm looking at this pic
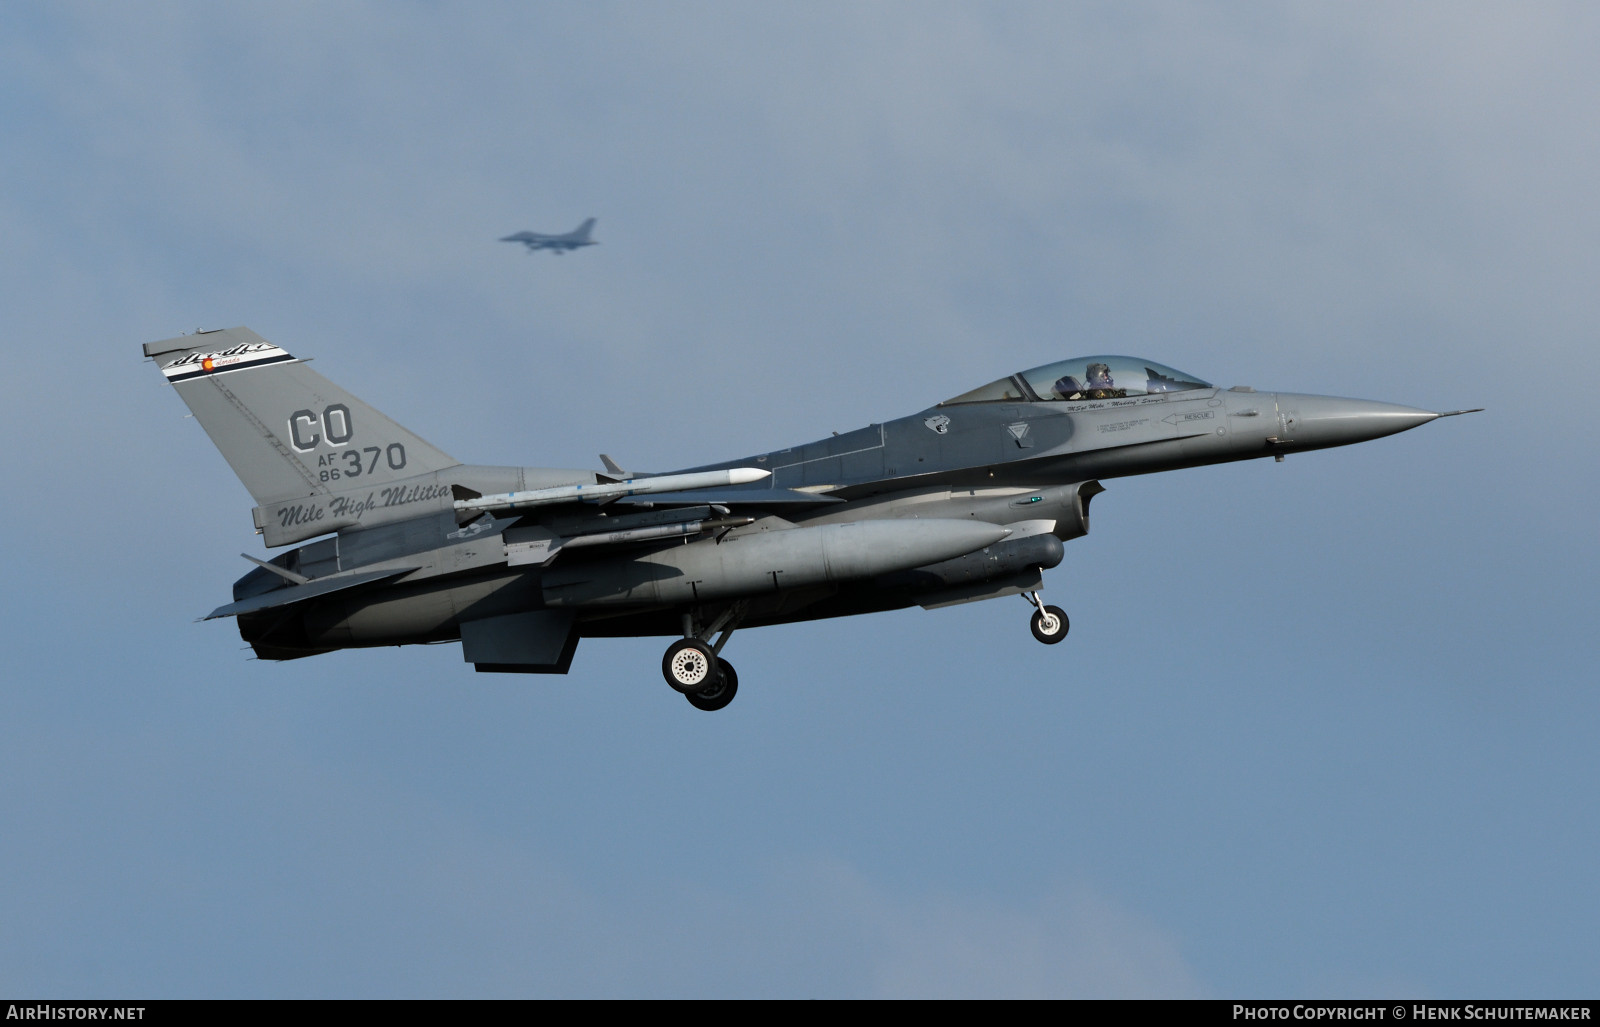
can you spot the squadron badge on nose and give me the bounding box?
[924,415,950,434]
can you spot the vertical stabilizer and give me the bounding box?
[143,327,459,506]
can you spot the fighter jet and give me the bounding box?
[143,330,1477,711]
[500,218,597,254]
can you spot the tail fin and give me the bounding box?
[143,327,459,506]
[573,218,596,241]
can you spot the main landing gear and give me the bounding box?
[662,604,747,711]
[1023,590,1069,645]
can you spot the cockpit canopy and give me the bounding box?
[942,355,1212,406]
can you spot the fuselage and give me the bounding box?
[689,385,1436,495]
[142,327,1465,704]
[236,379,1438,659]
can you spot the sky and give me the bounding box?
[1,1,1596,999]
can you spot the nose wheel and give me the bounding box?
[1023,591,1069,645]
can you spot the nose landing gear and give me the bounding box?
[1023,590,1069,644]
[662,604,747,711]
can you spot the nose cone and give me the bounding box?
[1277,394,1439,449]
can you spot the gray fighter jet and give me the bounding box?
[144,329,1477,711]
[500,218,597,254]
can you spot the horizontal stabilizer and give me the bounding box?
[204,566,417,620]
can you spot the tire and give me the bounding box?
[686,659,738,712]
[1030,605,1069,644]
[663,638,717,693]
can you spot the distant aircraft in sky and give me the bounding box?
[500,218,598,254]
[144,328,1480,712]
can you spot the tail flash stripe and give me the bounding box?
[162,346,296,383]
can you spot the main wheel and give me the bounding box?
[687,659,738,712]
[1030,605,1069,644]
[663,638,717,693]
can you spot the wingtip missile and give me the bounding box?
[454,467,772,515]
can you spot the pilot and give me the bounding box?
[1083,362,1125,400]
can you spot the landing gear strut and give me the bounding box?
[662,604,747,711]
[1023,590,1069,645]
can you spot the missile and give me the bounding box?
[541,518,1012,607]
[506,516,757,567]
[456,467,771,515]
[560,516,755,551]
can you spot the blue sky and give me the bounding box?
[1,2,1595,998]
